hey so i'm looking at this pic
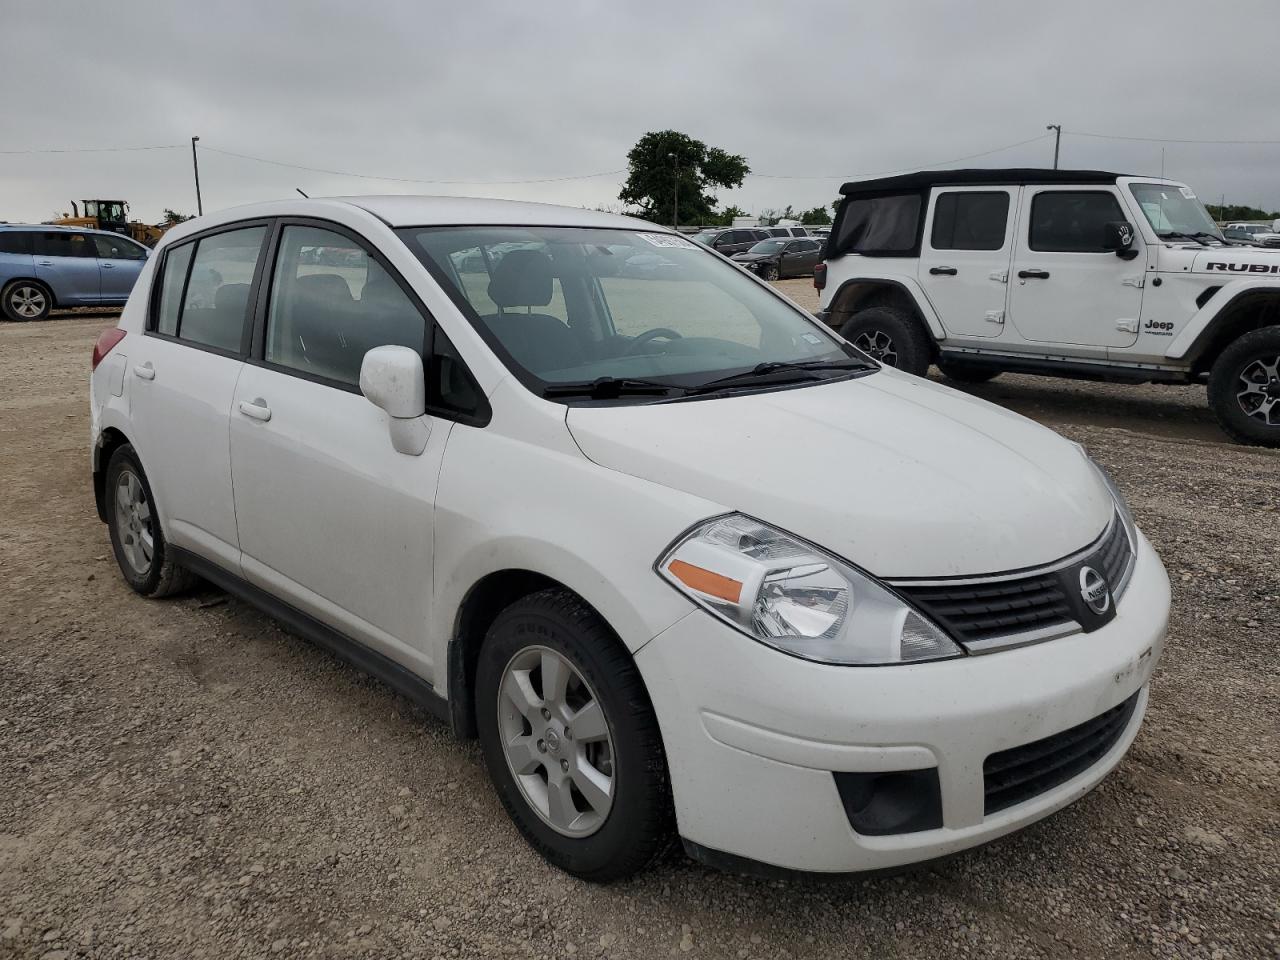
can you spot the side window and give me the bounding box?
[179,226,266,352]
[154,243,194,336]
[93,235,148,260]
[34,232,95,258]
[931,192,1010,251]
[266,225,425,386]
[0,231,32,255]
[1029,192,1127,253]
[427,326,487,421]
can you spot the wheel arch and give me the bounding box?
[93,426,134,523]
[824,276,944,342]
[1171,286,1280,375]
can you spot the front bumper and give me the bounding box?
[635,531,1170,873]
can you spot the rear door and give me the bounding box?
[91,233,149,301]
[0,231,37,311]
[918,187,1016,340]
[127,223,269,571]
[229,221,450,677]
[33,231,100,304]
[1007,187,1145,351]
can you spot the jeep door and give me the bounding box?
[1007,187,1144,352]
[918,188,1015,340]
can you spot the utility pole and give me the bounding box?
[1045,125,1062,169]
[191,136,203,216]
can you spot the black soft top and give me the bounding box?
[838,168,1124,196]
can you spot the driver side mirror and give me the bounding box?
[1103,220,1137,258]
[359,345,430,456]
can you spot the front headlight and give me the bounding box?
[1087,457,1138,551]
[656,514,962,665]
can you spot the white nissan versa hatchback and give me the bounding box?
[89,197,1170,880]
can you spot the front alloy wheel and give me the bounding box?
[1208,326,1280,447]
[1235,353,1280,427]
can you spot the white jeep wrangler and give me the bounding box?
[816,168,1280,446]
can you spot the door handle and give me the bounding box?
[1018,269,1051,279]
[37,260,53,266]
[237,398,272,422]
[133,362,155,380]
[101,263,115,269]
[929,266,958,276]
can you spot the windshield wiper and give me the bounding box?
[684,357,872,396]
[1190,231,1227,244]
[541,376,681,400]
[1157,230,1210,246]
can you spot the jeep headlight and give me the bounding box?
[656,515,962,665]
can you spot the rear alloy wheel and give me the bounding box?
[2,281,51,321]
[476,589,672,881]
[840,304,931,376]
[105,445,198,597]
[1208,327,1280,447]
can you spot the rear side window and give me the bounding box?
[177,227,266,352]
[265,225,426,387]
[931,192,1010,250]
[155,243,194,336]
[831,193,923,257]
[1029,191,1126,253]
[0,231,32,255]
[34,232,94,258]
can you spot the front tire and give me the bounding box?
[1208,326,1280,447]
[105,445,197,597]
[2,280,52,321]
[475,589,672,881]
[761,263,780,281]
[937,358,1001,384]
[840,304,931,376]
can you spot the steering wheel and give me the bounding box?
[623,327,683,356]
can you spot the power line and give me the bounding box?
[0,143,186,155]
[198,145,626,185]
[1066,130,1280,145]
[749,132,1055,180]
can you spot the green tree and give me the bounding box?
[163,208,195,225]
[619,130,749,227]
[759,205,798,226]
[1205,203,1278,222]
[800,206,832,225]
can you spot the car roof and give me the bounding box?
[839,167,1129,196]
[0,222,136,238]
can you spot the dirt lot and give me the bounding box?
[1,308,1277,960]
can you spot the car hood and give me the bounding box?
[565,371,1113,578]
[730,252,774,262]
[1188,245,1280,274]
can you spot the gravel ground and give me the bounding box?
[1,309,1277,960]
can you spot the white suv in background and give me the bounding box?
[89,196,1169,879]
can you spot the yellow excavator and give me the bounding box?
[54,200,170,247]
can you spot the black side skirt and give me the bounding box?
[170,546,452,727]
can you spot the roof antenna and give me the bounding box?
[296,188,310,198]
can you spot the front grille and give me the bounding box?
[894,515,1134,649]
[983,692,1139,815]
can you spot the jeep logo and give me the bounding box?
[1144,319,1174,332]
[1206,261,1280,273]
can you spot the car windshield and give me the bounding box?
[1129,183,1221,238]
[747,239,787,254]
[398,225,859,399]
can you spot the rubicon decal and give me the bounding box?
[1205,261,1280,273]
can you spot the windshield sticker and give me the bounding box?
[1179,186,1196,200]
[639,233,697,249]
[801,333,824,345]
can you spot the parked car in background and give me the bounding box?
[691,227,769,256]
[0,224,149,321]
[90,195,1168,881]
[731,236,824,279]
[1223,223,1280,247]
[756,225,812,238]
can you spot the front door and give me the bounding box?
[33,231,100,304]
[127,223,268,572]
[92,233,149,301]
[1007,187,1145,351]
[779,239,820,278]
[229,222,448,677]
[918,187,1016,340]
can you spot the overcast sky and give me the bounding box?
[4,0,1279,226]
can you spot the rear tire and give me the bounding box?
[1207,326,1280,447]
[2,280,52,322]
[936,358,1001,384]
[475,589,673,881]
[840,304,931,376]
[105,445,198,597]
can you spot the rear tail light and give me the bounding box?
[813,262,827,291]
[92,328,126,370]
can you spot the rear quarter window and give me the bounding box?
[0,231,32,255]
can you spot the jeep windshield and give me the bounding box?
[1129,183,1224,241]
[398,225,869,403]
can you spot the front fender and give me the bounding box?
[1166,279,1280,360]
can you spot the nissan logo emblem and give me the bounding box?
[1079,566,1111,615]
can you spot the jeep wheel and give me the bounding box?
[1209,327,1280,447]
[841,305,930,376]
[937,358,1001,384]
[2,281,51,322]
